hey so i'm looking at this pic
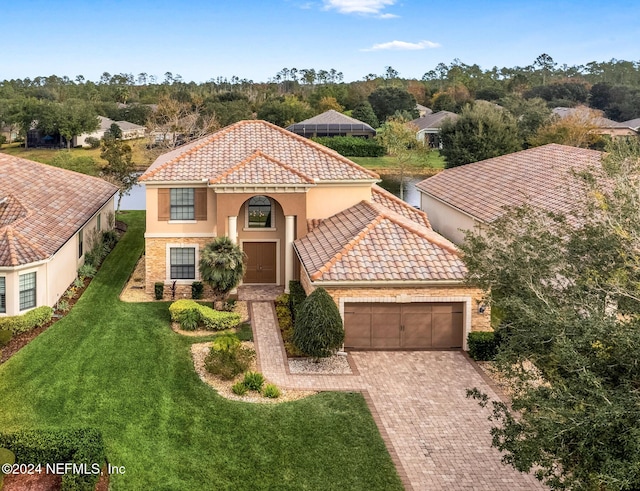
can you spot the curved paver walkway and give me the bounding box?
[251,301,544,491]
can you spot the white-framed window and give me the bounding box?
[170,247,196,280]
[170,188,195,220]
[246,196,274,229]
[0,277,5,313]
[19,272,36,311]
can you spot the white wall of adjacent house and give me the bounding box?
[420,193,481,245]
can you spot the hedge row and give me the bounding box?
[0,428,105,491]
[169,299,240,331]
[0,306,53,335]
[288,281,307,322]
[311,136,385,157]
[467,331,498,361]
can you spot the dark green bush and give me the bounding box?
[191,281,204,300]
[243,371,265,391]
[288,281,307,322]
[0,329,12,347]
[154,282,164,300]
[101,230,118,251]
[311,136,385,157]
[0,428,105,491]
[84,136,100,148]
[0,306,53,335]
[275,294,305,357]
[293,287,344,358]
[204,346,254,380]
[467,331,498,361]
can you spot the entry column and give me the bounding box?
[285,215,295,293]
[228,216,237,244]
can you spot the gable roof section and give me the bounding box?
[209,151,315,185]
[409,111,458,131]
[416,144,602,223]
[0,154,118,266]
[140,120,378,183]
[371,184,431,229]
[294,200,464,283]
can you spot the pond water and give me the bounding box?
[119,174,423,211]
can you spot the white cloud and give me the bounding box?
[361,40,441,52]
[323,0,396,15]
[378,13,399,19]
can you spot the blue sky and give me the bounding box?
[2,0,639,83]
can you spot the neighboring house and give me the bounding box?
[409,111,458,148]
[139,120,489,350]
[73,116,146,147]
[416,104,432,118]
[416,144,602,245]
[552,107,639,138]
[0,155,117,317]
[286,110,376,139]
[621,118,640,132]
[0,124,19,143]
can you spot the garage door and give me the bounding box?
[343,302,464,349]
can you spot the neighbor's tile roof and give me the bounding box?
[140,120,379,183]
[416,144,602,223]
[621,118,640,129]
[371,184,431,229]
[409,111,458,131]
[0,154,118,266]
[294,201,464,282]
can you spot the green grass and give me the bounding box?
[0,211,402,491]
[351,150,445,172]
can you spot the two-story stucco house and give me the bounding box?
[0,154,117,316]
[140,120,490,350]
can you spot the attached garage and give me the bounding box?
[344,302,464,350]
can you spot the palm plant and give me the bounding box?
[199,237,246,309]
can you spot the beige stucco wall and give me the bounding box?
[420,193,481,245]
[306,184,372,219]
[145,185,217,236]
[0,196,115,316]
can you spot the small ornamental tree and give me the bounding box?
[293,287,344,360]
[199,237,245,309]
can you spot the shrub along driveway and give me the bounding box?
[0,211,402,490]
[250,302,545,490]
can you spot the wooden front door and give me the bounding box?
[243,242,277,284]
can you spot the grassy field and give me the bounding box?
[351,150,446,173]
[0,211,403,491]
[0,140,153,174]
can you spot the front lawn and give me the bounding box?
[0,211,402,490]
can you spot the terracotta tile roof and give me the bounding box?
[307,218,325,232]
[416,144,602,223]
[294,201,465,283]
[210,151,315,185]
[0,154,118,266]
[140,120,379,183]
[371,184,431,229]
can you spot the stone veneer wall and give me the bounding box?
[306,281,491,333]
[145,237,213,297]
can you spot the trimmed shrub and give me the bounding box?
[169,299,240,331]
[204,345,254,380]
[154,282,164,300]
[0,428,105,491]
[311,136,385,157]
[275,294,306,357]
[293,287,344,358]
[212,334,241,352]
[232,382,249,395]
[262,383,280,399]
[191,281,204,300]
[0,329,12,347]
[85,136,100,148]
[288,281,307,322]
[0,306,53,335]
[467,331,498,361]
[243,371,265,391]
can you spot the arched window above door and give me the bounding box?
[247,196,273,229]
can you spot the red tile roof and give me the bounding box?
[371,184,431,229]
[140,120,379,183]
[210,151,315,185]
[294,201,465,283]
[416,144,602,223]
[0,154,118,266]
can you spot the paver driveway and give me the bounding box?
[250,301,544,490]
